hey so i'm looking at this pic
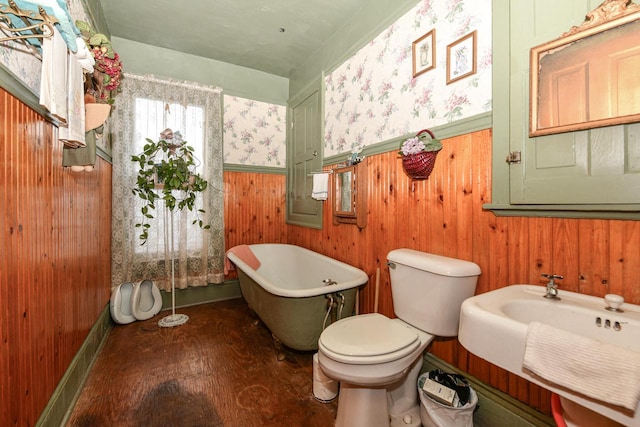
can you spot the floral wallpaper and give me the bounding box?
[223,95,287,167]
[0,35,42,93]
[324,0,492,157]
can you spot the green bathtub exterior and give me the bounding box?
[237,269,358,351]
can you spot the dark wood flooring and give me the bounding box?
[66,298,338,427]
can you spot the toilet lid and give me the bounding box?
[319,313,419,358]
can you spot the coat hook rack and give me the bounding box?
[0,0,58,58]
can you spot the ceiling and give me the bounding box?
[101,0,372,78]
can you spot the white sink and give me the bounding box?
[458,284,640,426]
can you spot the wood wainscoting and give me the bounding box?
[223,170,288,280]
[224,128,640,416]
[0,88,112,425]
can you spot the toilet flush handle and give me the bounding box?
[387,261,396,269]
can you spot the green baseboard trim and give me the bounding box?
[422,353,555,427]
[37,304,113,427]
[160,280,242,310]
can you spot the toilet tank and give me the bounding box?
[387,249,481,337]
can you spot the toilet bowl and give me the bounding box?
[131,279,163,321]
[319,314,433,427]
[110,282,136,324]
[318,249,481,427]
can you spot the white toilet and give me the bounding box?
[318,249,481,427]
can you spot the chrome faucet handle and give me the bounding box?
[541,274,563,299]
[541,273,564,283]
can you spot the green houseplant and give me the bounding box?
[131,129,210,244]
[131,129,209,328]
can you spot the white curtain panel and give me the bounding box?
[111,73,225,291]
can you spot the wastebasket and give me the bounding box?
[417,371,478,427]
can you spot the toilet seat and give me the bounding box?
[110,282,136,324]
[319,313,421,365]
[131,279,163,321]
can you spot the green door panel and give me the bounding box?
[286,86,323,228]
[493,0,640,211]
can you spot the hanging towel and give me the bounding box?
[63,126,96,168]
[224,245,261,275]
[311,173,330,201]
[39,27,67,124]
[59,55,85,147]
[523,321,640,411]
[73,36,94,73]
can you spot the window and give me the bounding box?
[133,98,206,254]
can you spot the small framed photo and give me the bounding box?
[446,30,477,84]
[412,29,436,78]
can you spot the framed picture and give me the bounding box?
[412,29,436,78]
[446,30,477,84]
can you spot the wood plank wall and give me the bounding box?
[0,88,112,426]
[224,128,640,415]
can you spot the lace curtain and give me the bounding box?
[111,73,225,291]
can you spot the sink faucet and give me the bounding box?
[541,274,563,299]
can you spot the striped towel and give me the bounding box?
[523,321,640,411]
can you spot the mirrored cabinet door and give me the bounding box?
[335,167,355,216]
[332,161,367,229]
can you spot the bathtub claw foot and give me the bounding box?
[272,334,288,362]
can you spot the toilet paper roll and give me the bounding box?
[313,353,338,402]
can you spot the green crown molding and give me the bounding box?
[0,65,62,126]
[223,164,286,175]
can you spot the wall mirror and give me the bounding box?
[332,161,367,229]
[529,0,640,137]
[336,167,355,215]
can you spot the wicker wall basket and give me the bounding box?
[400,129,441,180]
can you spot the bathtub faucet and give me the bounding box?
[323,279,337,286]
[323,294,336,330]
[336,293,345,320]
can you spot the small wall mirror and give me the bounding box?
[336,168,354,215]
[332,161,367,229]
[530,1,640,137]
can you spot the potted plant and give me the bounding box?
[131,129,209,327]
[131,129,210,243]
[398,129,443,180]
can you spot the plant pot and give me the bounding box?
[85,103,111,132]
[402,151,439,180]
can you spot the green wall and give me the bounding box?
[289,0,419,98]
[82,0,110,36]
[106,0,421,104]
[112,37,289,104]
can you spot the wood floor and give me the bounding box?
[66,298,338,427]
